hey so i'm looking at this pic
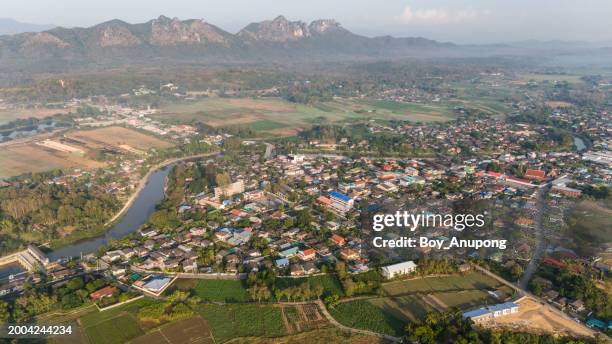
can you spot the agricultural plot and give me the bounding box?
[330,273,505,337]
[130,316,215,344]
[83,313,143,344]
[79,298,159,344]
[382,272,501,296]
[197,304,285,343]
[156,97,455,136]
[186,279,249,302]
[280,303,328,334]
[0,107,73,125]
[275,274,344,297]
[431,290,498,310]
[224,327,384,344]
[0,142,104,178]
[0,126,170,178]
[66,126,173,152]
[518,73,584,84]
[330,299,406,337]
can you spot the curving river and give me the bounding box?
[47,164,174,262]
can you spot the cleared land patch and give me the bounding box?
[0,126,171,178]
[0,142,104,178]
[66,126,173,152]
[480,297,595,338]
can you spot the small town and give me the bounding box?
[0,4,610,342]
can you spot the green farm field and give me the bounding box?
[78,298,159,344]
[275,274,345,297]
[381,271,501,295]
[330,299,406,337]
[329,272,509,337]
[518,73,584,84]
[169,278,249,302]
[155,97,455,135]
[197,304,286,343]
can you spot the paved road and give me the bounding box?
[518,184,550,289]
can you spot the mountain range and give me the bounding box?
[0,15,609,73]
[0,15,459,70]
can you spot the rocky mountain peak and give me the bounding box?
[238,16,312,42]
[149,16,229,45]
[308,19,342,34]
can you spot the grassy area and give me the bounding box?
[368,295,433,322]
[235,120,288,131]
[566,200,612,256]
[225,327,384,344]
[197,304,285,343]
[155,97,455,136]
[275,274,345,297]
[329,273,506,337]
[518,73,583,84]
[382,272,501,296]
[359,99,454,122]
[171,279,249,302]
[330,300,405,337]
[432,290,498,309]
[84,313,144,344]
[79,298,157,328]
[0,107,72,125]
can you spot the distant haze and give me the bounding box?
[0,18,54,35]
[1,0,611,44]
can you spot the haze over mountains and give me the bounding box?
[0,18,55,35]
[0,15,610,73]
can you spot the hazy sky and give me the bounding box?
[2,0,611,43]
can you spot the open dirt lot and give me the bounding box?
[0,142,104,178]
[67,126,173,151]
[481,297,596,338]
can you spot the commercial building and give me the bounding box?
[329,191,354,213]
[463,302,519,323]
[214,180,245,199]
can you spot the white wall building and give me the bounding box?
[381,261,417,279]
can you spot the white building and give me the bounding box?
[381,261,417,279]
[463,302,519,323]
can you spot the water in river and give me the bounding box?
[0,263,24,281]
[47,164,173,261]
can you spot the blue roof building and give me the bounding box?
[329,191,352,203]
[275,258,289,267]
